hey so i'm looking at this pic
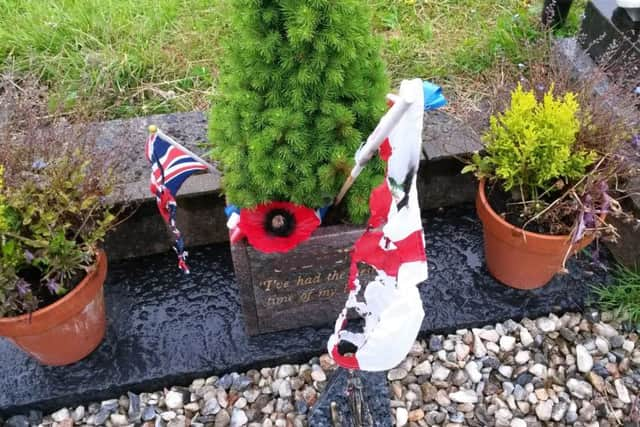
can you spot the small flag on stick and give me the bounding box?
[145,125,214,273]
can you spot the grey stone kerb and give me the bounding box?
[101,110,482,260]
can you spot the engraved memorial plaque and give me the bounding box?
[230,225,371,335]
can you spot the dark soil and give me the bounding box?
[17,265,88,315]
[484,182,574,235]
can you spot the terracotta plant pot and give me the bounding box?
[0,250,108,366]
[476,180,596,289]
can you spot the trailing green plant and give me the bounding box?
[0,77,122,317]
[464,84,596,202]
[594,264,640,324]
[208,0,389,223]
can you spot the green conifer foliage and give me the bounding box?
[208,0,389,223]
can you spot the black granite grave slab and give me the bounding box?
[0,205,610,416]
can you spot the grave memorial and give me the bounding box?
[580,0,640,65]
[2,1,635,423]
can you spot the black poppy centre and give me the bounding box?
[264,208,297,237]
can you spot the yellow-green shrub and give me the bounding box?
[465,84,596,201]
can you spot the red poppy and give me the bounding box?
[239,201,321,253]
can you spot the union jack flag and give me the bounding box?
[145,128,208,273]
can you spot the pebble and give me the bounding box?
[230,408,248,427]
[449,411,465,423]
[465,361,482,383]
[536,317,556,333]
[535,400,553,421]
[515,351,530,365]
[609,334,625,348]
[623,340,635,353]
[566,401,578,423]
[529,363,547,379]
[396,407,409,426]
[142,405,157,421]
[486,341,501,354]
[449,389,478,403]
[510,418,526,427]
[408,408,424,422]
[218,374,234,390]
[614,378,631,403]
[576,344,594,373]
[451,369,468,387]
[71,406,86,423]
[500,336,516,352]
[520,328,534,347]
[472,331,487,358]
[165,390,184,410]
[498,365,513,378]
[455,343,470,361]
[51,408,70,422]
[215,409,231,426]
[277,365,295,378]
[101,399,119,411]
[203,397,221,415]
[110,413,129,426]
[278,380,292,398]
[579,401,596,422]
[551,401,568,421]
[414,360,432,376]
[426,410,446,425]
[495,408,512,426]
[594,322,617,338]
[429,336,443,352]
[4,416,29,427]
[435,389,451,406]
[477,328,500,343]
[388,367,408,381]
[595,337,610,354]
[234,397,248,409]
[432,366,451,381]
[567,378,593,399]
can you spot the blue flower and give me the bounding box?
[15,279,31,297]
[45,279,61,294]
[31,159,47,170]
[632,134,640,150]
[23,250,34,263]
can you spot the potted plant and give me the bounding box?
[464,71,639,289]
[207,1,389,334]
[0,79,121,365]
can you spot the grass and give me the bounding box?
[594,264,640,324]
[0,0,586,120]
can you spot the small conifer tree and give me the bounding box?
[208,0,389,223]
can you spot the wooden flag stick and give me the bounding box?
[333,94,414,206]
[148,125,218,173]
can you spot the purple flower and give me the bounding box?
[583,211,596,228]
[632,134,640,150]
[23,250,34,263]
[573,212,587,244]
[15,279,31,297]
[45,279,61,294]
[31,159,47,170]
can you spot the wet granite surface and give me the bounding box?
[0,205,610,415]
[309,369,391,427]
